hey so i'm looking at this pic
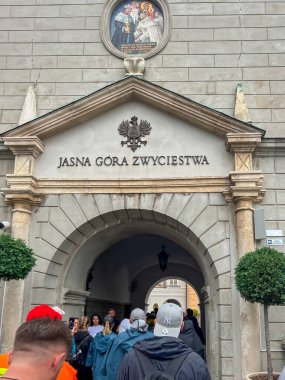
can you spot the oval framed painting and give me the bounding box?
[101,0,171,59]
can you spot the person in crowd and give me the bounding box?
[118,312,131,334]
[104,308,153,380]
[117,303,211,380]
[0,318,71,380]
[71,317,79,335]
[85,315,116,380]
[73,316,92,380]
[179,318,205,358]
[108,307,120,333]
[88,313,103,337]
[185,308,206,345]
[0,305,77,380]
[146,312,155,332]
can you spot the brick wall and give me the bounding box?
[0,1,284,132]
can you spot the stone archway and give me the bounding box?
[145,277,200,313]
[30,192,232,379]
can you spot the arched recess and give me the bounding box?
[145,276,200,310]
[32,192,232,379]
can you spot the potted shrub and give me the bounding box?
[235,247,285,380]
[0,233,36,281]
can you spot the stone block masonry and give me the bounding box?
[0,1,285,137]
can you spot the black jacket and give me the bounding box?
[179,319,204,357]
[74,331,92,363]
[117,336,211,380]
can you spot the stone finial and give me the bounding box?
[234,83,251,124]
[124,57,145,77]
[18,85,37,125]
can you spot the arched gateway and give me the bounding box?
[0,77,266,379]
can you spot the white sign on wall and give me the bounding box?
[267,238,283,246]
[266,230,283,237]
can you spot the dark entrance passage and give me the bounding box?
[85,234,204,324]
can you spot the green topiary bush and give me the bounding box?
[235,247,285,380]
[0,233,36,281]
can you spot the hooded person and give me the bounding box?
[102,308,153,380]
[85,315,117,380]
[0,305,77,380]
[179,318,205,358]
[117,303,211,380]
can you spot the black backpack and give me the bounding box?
[68,334,91,369]
[134,349,188,380]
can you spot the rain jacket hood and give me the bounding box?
[134,336,191,360]
[94,332,115,354]
[85,332,116,380]
[117,336,212,380]
[104,327,153,380]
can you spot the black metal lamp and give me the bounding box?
[158,245,169,272]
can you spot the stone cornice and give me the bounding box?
[3,136,44,158]
[32,176,230,194]
[2,175,230,195]
[223,171,265,203]
[254,139,285,157]
[3,175,43,206]
[3,189,44,207]
[0,144,14,160]
[1,78,264,140]
[226,133,263,153]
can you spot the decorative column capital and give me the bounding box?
[2,175,43,207]
[223,171,265,203]
[3,137,44,176]
[226,133,262,154]
[3,136,44,158]
[226,133,263,172]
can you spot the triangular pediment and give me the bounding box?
[1,77,264,140]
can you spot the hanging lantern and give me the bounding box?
[158,245,169,272]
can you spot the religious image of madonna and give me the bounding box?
[110,1,164,55]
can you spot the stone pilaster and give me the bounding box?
[223,132,265,379]
[0,137,44,352]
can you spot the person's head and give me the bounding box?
[123,4,132,14]
[72,318,79,331]
[102,315,114,336]
[154,303,184,338]
[90,313,102,326]
[8,318,72,380]
[108,308,116,318]
[77,316,89,331]
[130,308,146,323]
[186,308,193,317]
[130,308,148,332]
[26,305,62,322]
[142,2,150,11]
[131,1,139,9]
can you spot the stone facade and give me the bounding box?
[0,1,285,379]
[0,1,285,137]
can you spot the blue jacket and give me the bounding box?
[104,328,153,380]
[85,331,116,380]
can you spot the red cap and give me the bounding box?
[26,305,62,321]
